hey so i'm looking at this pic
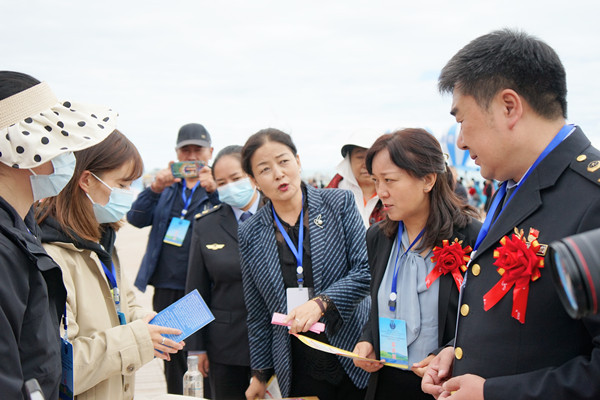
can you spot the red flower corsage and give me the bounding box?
[426,238,473,290]
[483,227,544,324]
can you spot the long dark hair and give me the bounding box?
[366,128,479,249]
[36,129,143,241]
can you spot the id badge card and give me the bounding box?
[163,217,191,247]
[286,287,313,313]
[378,317,409,369]
[59,338,74,400]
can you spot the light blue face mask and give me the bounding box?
[86,173,135,223]
[29,152,77,201]
[217,177,256,209]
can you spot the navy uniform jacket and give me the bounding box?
[238,185,371,397]
[454,127,600,399]
[361,218,481,399]
[185,203,250,366]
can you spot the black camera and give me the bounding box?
[547,227,600,319]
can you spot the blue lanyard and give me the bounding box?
[180,179,200,218]
[100,260,118,288]
[100,260,122,314]
[272,196,305,288]
[389,222,425,312]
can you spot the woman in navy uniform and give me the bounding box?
[186,145,262,399]
[352,128,481,399]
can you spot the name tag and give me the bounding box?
[286,287,313,313]
[378,317,409,369]
[163,218,191,247]
[59,338,74,400]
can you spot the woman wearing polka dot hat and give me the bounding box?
[0,71,115,399]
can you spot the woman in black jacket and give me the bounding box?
[353,128,481,399]
[0,71,115,399]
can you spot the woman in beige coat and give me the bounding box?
[36,130,184,400]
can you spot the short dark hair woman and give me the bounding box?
[352,128,481,399]
[239,128,371,399]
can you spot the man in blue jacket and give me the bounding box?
[127,123,219,394]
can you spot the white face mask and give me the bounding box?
[86,172,135,223]
[29,152,76,201]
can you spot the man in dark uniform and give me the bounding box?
[422,29,600,399]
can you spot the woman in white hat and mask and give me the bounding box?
[0,70,115,399]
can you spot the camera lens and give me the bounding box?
[548,227,600,319]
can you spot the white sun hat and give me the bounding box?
[0,81,117,169]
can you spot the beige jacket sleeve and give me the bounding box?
[44,243,155,395]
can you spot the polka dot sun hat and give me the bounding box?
[0,81,117,169]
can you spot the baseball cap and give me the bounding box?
[176,123,211,149]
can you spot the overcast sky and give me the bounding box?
[3,1,599,178]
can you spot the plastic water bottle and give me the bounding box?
[183,355,204,398]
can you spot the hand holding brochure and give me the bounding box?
[149,289,214,342]
[292,333,408,369]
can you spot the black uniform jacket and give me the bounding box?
[185,203,252,366]
[455,127,600,399]
[0,198,66,400]
[360,217,481,399]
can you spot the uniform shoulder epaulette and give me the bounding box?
[571,146,600,186]
[194,204,222,220]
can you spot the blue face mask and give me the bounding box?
[86,173,135,223]
[217,177,256,209]
[29,152,77,201]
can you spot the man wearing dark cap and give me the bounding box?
[128,123,219,394]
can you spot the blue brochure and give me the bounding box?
[149,289,214,342]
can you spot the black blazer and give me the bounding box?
[454,127,600,399]
[360,217,481,398]
[185,203,251,366]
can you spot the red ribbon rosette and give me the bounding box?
[426,239,472,290]
[483,228,544,324]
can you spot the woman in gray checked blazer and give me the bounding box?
[238,128,371,400]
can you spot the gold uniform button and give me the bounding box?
[124,384,130,391]
[460,304,470,316]
[455,347,463,360]
[126,364,135,373]
[577,154,587,162]
[472,264,481,276]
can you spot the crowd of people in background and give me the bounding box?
[2,28,600,400]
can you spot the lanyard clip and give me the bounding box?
[388,292,397,311]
